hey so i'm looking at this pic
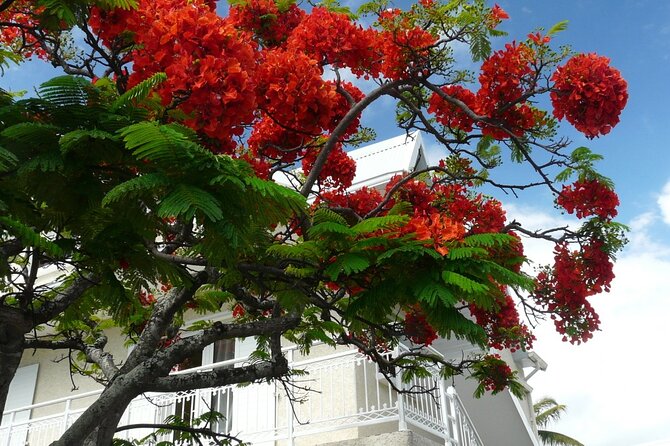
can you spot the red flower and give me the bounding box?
[404,308,438,346]
[232,303,246,318]
[490,4,510,22]
[476,43,538,139]
[287,7,379,77]
[302,143,357,190]
[427,85,478,133]
[551,53,628,138]
[528,32,551,46]
[470,292,535,352]
[486,4,509,29]
[556,179,619,220]
[533,238,614,344]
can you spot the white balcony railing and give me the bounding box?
[1,346,483,446]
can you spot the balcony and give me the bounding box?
[1,345,483,446]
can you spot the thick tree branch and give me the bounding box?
[300,79,406,196]
[147,359,289,393]
[33,274,98,326]
[120,269,211,373]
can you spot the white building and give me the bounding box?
[1,132,546,446]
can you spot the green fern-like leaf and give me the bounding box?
[351,215,409,234]
[441,270,489,294]
[462,232,516,248]
[244,177,305,210]
[446,246,489,260]
[430,306,486,346]
[285,265,319,278]
[59,129,118,155]
[18,150,64,174]
[38,76,90,106]
[158,184,224,222]
[324,252,371,280]
[377,243,442,262]
[308,221,356,239]
[470,29,491,62]
[547,20,569,36]
[97,0,139,9]
[39,0,78,25]
[266,241,323,262]
[1,123,60,150]
[111,72,167,112]
[0,216,64,257]
[477,260,535,291]
[102,173,171,207]
[120,121,191,164]
[312,207,348,226]
[0,145,18,172]
[412,280,458,307]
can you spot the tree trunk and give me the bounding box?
[51,373,139,446]
[0,308,27,424]
[81,399,130,446]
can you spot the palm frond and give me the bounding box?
[538,430,584,446]
[534,398,567,428]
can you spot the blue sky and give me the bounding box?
[2,1,669,445]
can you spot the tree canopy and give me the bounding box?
[0,0,628,444]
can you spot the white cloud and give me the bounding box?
[657,179,670,225]
[508,203,670,446]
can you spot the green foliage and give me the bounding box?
[111,72,167,112]
[351,215,409,234]
[547,20,569,36]
[324,252,371,280]
[0,216,64,258]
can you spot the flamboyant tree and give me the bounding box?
[0,0,628,444]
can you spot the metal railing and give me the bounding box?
[1,346,483,446]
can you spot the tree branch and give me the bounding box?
[300,79,407,196]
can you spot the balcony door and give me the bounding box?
[202,337,276,445]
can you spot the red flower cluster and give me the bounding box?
[434,183,507,234]
[557,179,619,220]
[302,144,357,190]
[287,7,378,77]
[528,32,551,46]
[256,48,337,136]
[138,290,156,306]
[427,43,543,139]
[105,0,259,152]
[478,354,514,393]
[427,85,478,132]
[248,117,309,164]
[534,239,614,343]
[386,175,435,216]
[232,303,246,318]
[402,213,465,256]
[404,309,438,346]
[0,1,49,59]
[88,5,136,49]
[488,4,509,26]
[319,187,384,218]
[470,293,535,352]
[551,53,628,138]
[229,0,305,46]
[378,26,436,80]
[477,43,536,139]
